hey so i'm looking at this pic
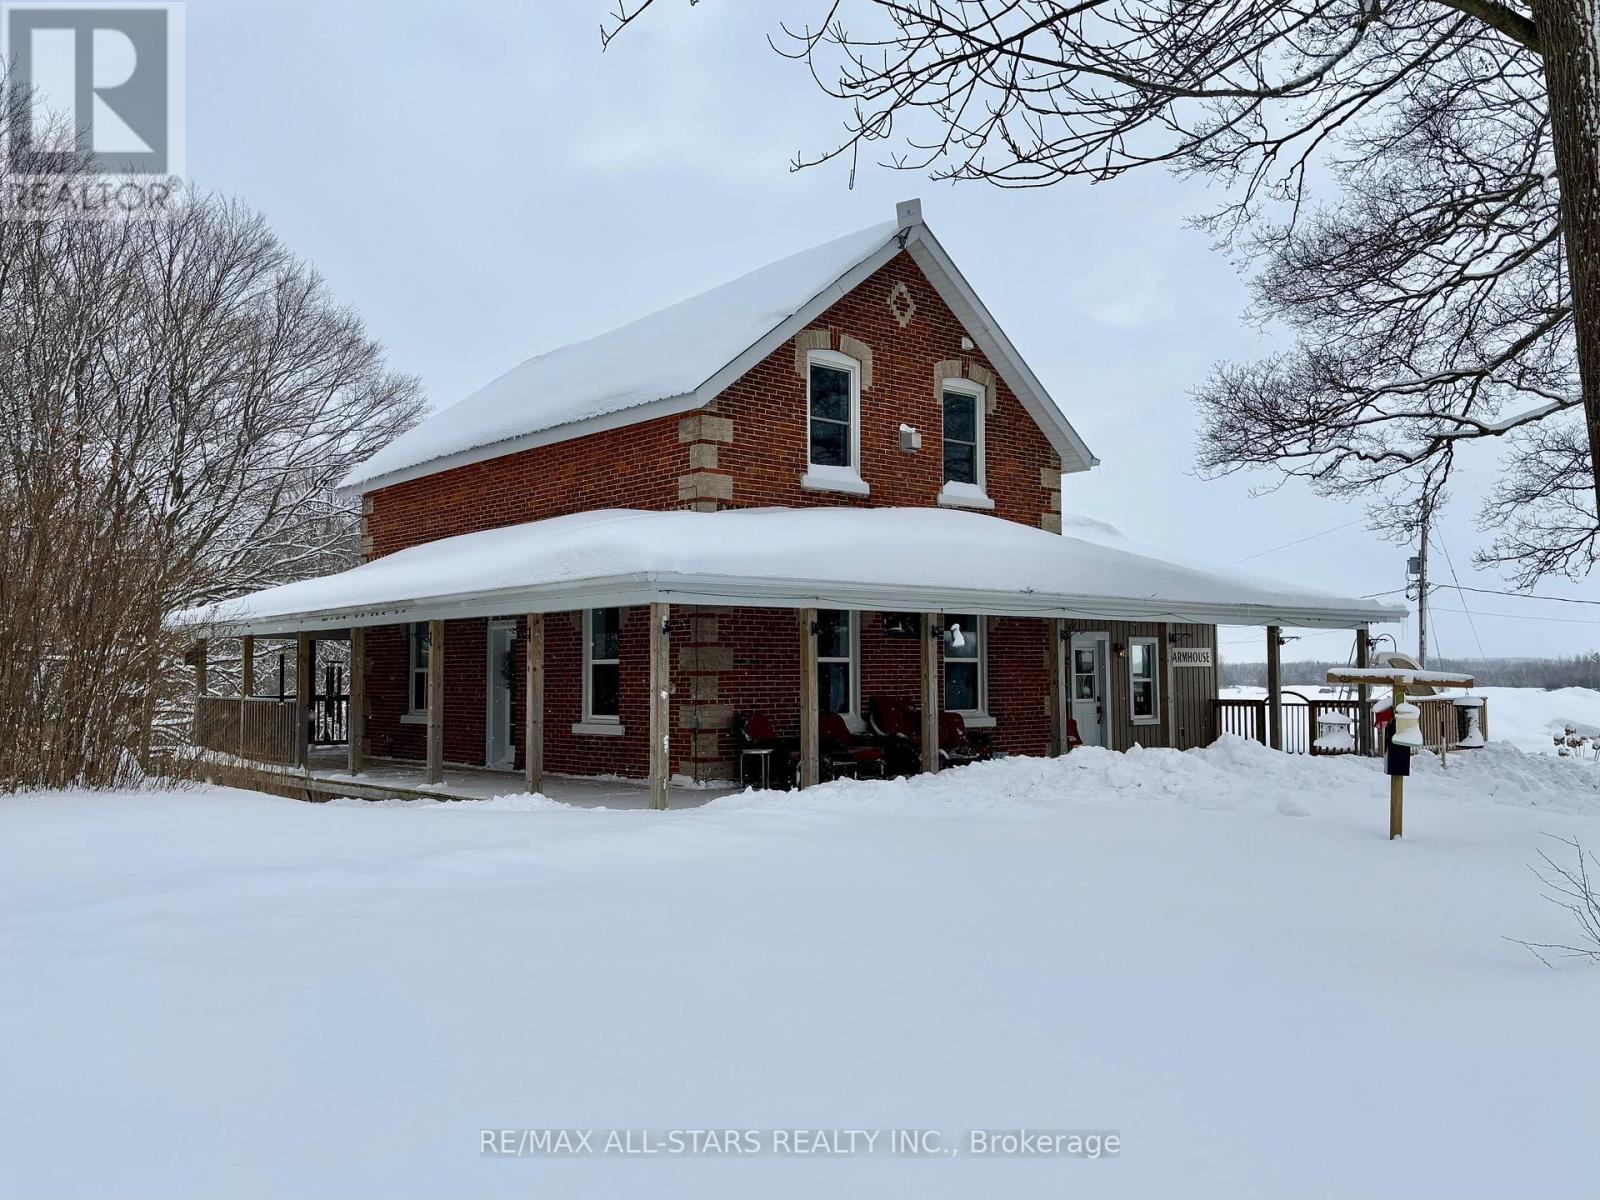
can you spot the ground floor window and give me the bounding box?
[408,622,430,713]
[584,608,621,721]
[943,614,984,713]
[1129,636,1160,723]
[816,609,856,716]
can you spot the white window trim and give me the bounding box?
[942,614,989,723]
[816,610,864,732]
[803,348,868,495]
[582,608,622,726]
[1129,635,1161,725]
[938,377,989,507]
[404,622,429,719]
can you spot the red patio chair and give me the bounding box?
[1064,718,1084,751]
[735,711,797,789]
[938,710,994,767]
[820,712,887,781]
[867,696,923,774]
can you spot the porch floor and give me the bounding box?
[208,747,739,810]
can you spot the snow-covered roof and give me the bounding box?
[178,507,1405,637]
[337,201,1097,494]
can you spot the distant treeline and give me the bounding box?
[1220,655,1600,690]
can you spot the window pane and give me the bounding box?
[591,663,620,718]
[945,661,979,711]
[943,440,976,485]
[943,391,977,442]
[1132,679,1154,718]
[1075,647,1094,675]
[412,672,427,713]
[817,609,850,659]
[591,608,619,661]
[819,662,851,714]
[413,622,430,666]
[945,615,978,660]
[1131,642,1152,679]
[810,417,850,467]
[1074,673,1095,701]
[809,364,852,423]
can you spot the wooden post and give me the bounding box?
[524,613,544,794]
[294,631,311,769]
[425,618,444,785]
[798,608,820,788]
[194,639,208,696]
[238,634,254,759]
[1390,682,1406,840]
[347,627,366,776]
[649,603,671,811]
[1265,625,1283,751]
[1355,626,1372,756]
[1047,619,1065,756]
[921,612,941,774]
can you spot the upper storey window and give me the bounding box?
[803,349,869,496]
[937,377,993,510]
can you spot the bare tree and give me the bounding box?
[605,0,1600,583]
[0,157,422,790]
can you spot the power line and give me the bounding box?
[1434,582,1600,607]
[1439,542,1488,662]
[1226,518,1366,566]
[1428,606,1600,627]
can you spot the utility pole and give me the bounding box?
[1416,499,1430,666]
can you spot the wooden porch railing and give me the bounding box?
[1214,698,1268,744]
[193,696,300,765]
[1210,694,1486,757]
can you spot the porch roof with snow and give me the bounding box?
[176,507,1405,638]
[336,200,1098,495]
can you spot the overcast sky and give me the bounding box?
[185,0,1598,664]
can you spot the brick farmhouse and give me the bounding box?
[183,201,1399,804]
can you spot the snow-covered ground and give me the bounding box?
[4,740,1600,1198]
[1222,683,1600,756]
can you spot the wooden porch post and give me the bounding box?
[1047,618,1065,756]
[347,627,366,776]
[649,603,671,811]
[1355,625,1372,756]
[1265,625,1283,751]
[194,639,208,696]
[921,613,941,774]
[238,635,254,758]
[798,608,819,788]
[425,619,444,785]
[524,613,545,794]
[294,632,311,769]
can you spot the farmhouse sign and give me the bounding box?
[1170,647,1213,668]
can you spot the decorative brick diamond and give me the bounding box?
[887,280,916,328]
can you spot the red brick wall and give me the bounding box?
[708,253,1059,524]
[364,413,686,559]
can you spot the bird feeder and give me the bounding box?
[1453,696,1485,749]
[1313,709,1355,752]
[1390,702,1423,749]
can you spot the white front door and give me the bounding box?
[1069,632,1110,748]
[485,620,516,769]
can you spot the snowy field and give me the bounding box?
[4,740,1600,1198]
[1222,683,1600,756]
